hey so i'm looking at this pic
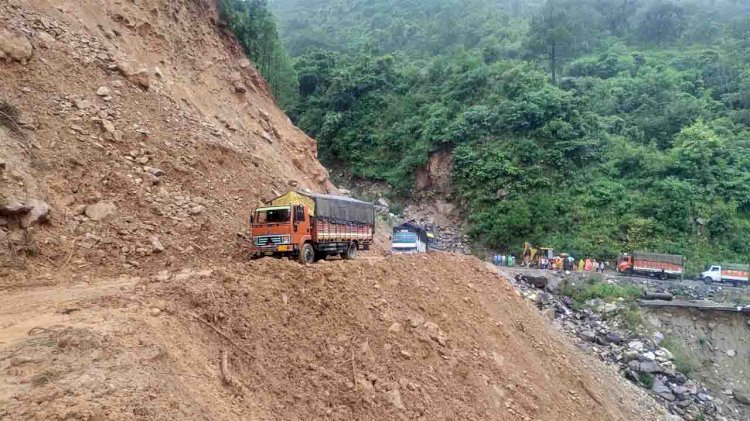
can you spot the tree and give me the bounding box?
[636,1,687,45]
[525,0,585,83]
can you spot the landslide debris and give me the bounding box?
[1,254,664,420]
[0,0,333,287]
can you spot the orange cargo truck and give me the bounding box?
[617,251,685,280]
[250,191,374,263]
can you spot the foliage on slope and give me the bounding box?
[262,0,750,270]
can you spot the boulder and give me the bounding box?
[606,331,624,344]
[96,86,111,96]
[734,389,750,405]
[637,360,663,374]
[0,29,33,63]
[652,379,675,401]
[628,340,645,352]
[150,236,165,253]
[579,330,597,343]
[0,199,31,216]
[639,351,656,361]
[85,201,117,221]
[19,199,49,228]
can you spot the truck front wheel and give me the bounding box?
[299,243,315,264]
[342,242,357,260]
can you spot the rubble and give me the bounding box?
[504,268,725,420]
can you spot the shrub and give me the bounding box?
[660,335,697,375]
[0,98,23,135]
[638,371,654,388]
[560,278,642,308]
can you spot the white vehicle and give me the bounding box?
[391,222,429,254]
[701,264,749,287]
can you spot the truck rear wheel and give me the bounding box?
[342,242,357,260]
[299,243,315,264]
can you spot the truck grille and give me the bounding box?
[255,235,289,246]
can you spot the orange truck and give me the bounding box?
[617,251,685,280]
[250,191,374,263]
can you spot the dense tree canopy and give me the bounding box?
[233,0,750,272]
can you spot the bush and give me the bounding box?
[0,98,23,135]
[660,335,697,375]
[560,278,642,308]
[619,304,644,332]
[638,371,654,388]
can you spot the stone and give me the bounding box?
[383,389,404,410]
[408,314,425,328]
[234,82,247,93]
[96,86,111,96]
[377,197,390,208]
[652,379,675,401]
[622,350,639,362]
[85,201,117,221]
[188,205,205,215]
[149,308,161,317]
[19,199,49,228]
[628,341,644,352]
[726,349,736,357]
[673,373,687,385]
[606,331,624,344]
[541,307,556,322]
[637,360,663,374]
[147,167,165,177]
[0,199,31,216]
[100,119,116,133]
[36,31,56,47]
[74,98,92,110]
[733,389,750,405]
[653,331,664,345]
[640,351,656,361]
[0,29,33,63]
[388,322,402,333]
[579,330,597,343]
[602,302,617,313]
[150,236,165,253]
[746,319,750,327]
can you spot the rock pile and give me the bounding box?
[507,271,726,420]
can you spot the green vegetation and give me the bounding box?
[560,276,642,308]
[240,0,750,269]
[661,335,697,375]
[218,0,298,107]
[638,371,654,388]
[619,303,645,332]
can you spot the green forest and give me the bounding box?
[221,0,750,272]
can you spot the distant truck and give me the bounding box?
[250,191,374,263]
[391,222,430,254]
[617,251,685,280]
[700,264,750,287]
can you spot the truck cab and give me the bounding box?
[701,265,722,283]
[250,204,310,259]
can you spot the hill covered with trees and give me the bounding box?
[229,0,750,271]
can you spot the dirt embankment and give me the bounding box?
[1,0,334,288]
[644,307,750,419]
[1,254,665,420]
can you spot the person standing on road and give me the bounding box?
[578,258,585,272]
[599,261,605,273]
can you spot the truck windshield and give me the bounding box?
[393,232,417,243]
[256,207,291,223]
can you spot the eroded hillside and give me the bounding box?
[1,0,332,288]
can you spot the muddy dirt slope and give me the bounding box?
[1,0,334,288]
[1,254,665,420]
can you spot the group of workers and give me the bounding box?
[539,256,607,272]
[492,254,516,267]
